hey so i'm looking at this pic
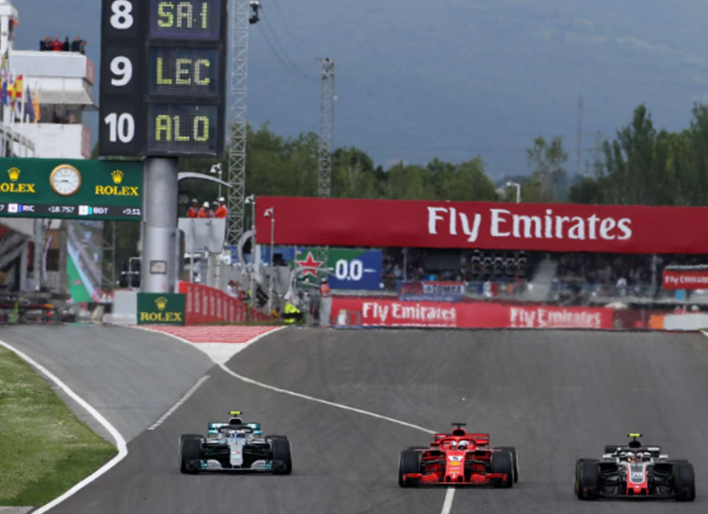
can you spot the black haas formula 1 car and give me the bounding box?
[398,423,518,487]
[179,411,292,475]
[576,434,695,501]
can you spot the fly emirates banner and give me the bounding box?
[255,197,708,254]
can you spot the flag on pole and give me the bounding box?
[25,85,35,122]
[7,74,23,106]
[0,72,7,107]
[31,85,40,123]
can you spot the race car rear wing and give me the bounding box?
[467,434,490,446]
[431,433,490,446]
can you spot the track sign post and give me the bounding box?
[100,0,227,157]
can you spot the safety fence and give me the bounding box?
[329,296,708,332]
[179,282,271,325]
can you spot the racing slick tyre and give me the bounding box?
[407,446,429,451]
[266,435,288,441]
[398,450,421,488]
[179,435,202,474]
[574,459,585,498]
[271,438,293,475]
[576,459,599,500]
[674,462,696,502]
[497,447,519,483]
[491,450,514,488]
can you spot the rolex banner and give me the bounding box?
[137,293,186,325]
[0,158,142,221]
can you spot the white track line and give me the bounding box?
[0,338,128,514]
[440,487,456,514]
[219,363,458,513]
[219,363,436,434]
[147,375,210,430]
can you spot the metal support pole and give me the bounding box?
[267,213,275,312]
[250,247,257,310]
[190,252,195,283]
[652,254,658,295]
[403,248,408,282]
[142,158,179,293]
[33,219,44,291]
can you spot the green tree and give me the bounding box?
[332,147,380,198]
[526,136,568,202]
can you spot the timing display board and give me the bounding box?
[0,158,143,221]
[100,0,227,158]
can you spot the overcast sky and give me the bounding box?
[14,0,708,178]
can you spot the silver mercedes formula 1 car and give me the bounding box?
[179,411,292,475]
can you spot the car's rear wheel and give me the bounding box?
[491,450,514,488]
[179,435,202,474]
[497,446,519,483]
[271,438,292,475]
[577,459,599,500]
[675,462,696,502]
[398,450,421,488]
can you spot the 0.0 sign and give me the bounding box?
[335,259,364,282]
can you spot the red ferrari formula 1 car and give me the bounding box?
[398,423,518,487]
[575,434,696,501]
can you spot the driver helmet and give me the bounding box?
[458,441,469,451]
[448,440,457,450]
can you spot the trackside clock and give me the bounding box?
[49,164,82,196]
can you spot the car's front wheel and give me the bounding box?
[271,438,292,475]
[576,459,599,500]
[491,450,514,488]
[398,450,421,488]
[179,435,202,474]
[674,462,696,502]
[496,446,519,483]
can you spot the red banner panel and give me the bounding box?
[178,282,271,325]
[331,297,614,330]
[255,196,708,254]
[662,269,708,290]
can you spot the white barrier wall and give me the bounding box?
[663,314,708,331]
[112,290,137,325]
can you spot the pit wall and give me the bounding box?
[329,297,706,331]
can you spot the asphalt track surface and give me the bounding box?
[9,327,708,513]
[0,325,212,441]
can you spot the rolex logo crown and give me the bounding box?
[155,296,169,312]
[111,169,124,185]
[8,167,20,182]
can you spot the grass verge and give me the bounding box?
[0,346,117,506]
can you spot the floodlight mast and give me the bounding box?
[317,58,335,267]
[227,0,261,246]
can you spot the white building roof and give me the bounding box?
[10,50,97,108]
